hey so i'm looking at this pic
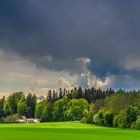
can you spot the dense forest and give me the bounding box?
[0,87,140,129]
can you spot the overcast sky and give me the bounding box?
[0,0,140,95]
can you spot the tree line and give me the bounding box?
[0,88,140,129]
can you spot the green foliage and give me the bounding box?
[0,97,5,118]
[1,88,140,130]
[35,100,53,122]
[71,88,78,99]
[93,114,98,124]
[3,92,24,116]
[1,114,20,123]
[3,100,12,116]
[131,116,140,129]
[35,100,46,119]
[65,99,88,121]
[26,93,36,117]
[117,106,137,128]
[97,109,105,126]
[52,96,68,121]
[17,100,27,116]
[103,93,140,114]
[113,115,119,127]
[77,87,83,99]
[41,103,53,122]
[5,95,16,115]
[104,111,114,127]
[81,103,94,123]
[13,92,25,104]
[94,99,104,113]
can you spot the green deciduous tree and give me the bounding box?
[104,111,114,127]
[117,106,137,128]
[35,101,46,119]
[26,93,36,117]
[52,96,68,121]
[65,99,89,121]
[97,109,105,126]
[17,100,27,116]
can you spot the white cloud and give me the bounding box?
[93,76,115,89]
[9,73,48,86]
[76,57,91,65]
[0,48,115,96]
[57,77,74,89]
[0,48,78,96]
[76,57,115,89]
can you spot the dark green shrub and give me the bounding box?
[80,117,88,123]
[117,106,137,128]
[104,111,114,127]
[113,115,118,127]
[81,104,94,124]
[97,109,105,126]
[2,114,20,123]
[131,116,140,129]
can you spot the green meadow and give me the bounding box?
[0,122,140,140]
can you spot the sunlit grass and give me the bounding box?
[0,122,140,140]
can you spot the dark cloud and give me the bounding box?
[0,0,140,89]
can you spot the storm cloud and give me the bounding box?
[0,0,140,94]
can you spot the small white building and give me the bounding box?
[16,116,40,123]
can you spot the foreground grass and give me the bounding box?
[0,122,140,140]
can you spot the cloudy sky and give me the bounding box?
[0,0,140,95]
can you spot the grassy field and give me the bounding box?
[0,122,140,140]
